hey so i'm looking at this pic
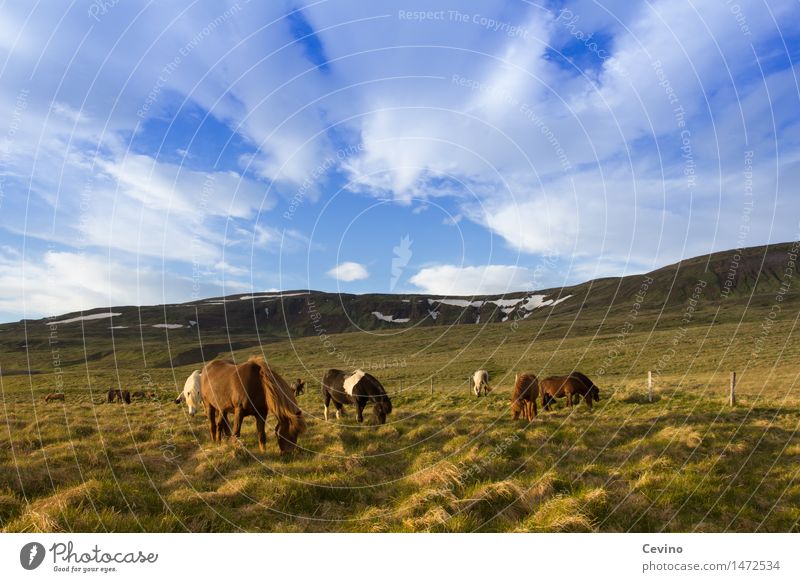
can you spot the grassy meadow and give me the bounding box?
[1,299,799,532]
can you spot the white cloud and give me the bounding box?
[0,251,174,319]
[410,264,534,295]
[327,261,369,282]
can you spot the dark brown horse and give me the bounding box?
[322,369,393,424]
[540,372,600,410]
[292,378,306,397]
[107,389,131,404]
[510,373,538,421]
[44,393,65,403]
[201,357,306,454]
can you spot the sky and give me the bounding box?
[0,0,798,322]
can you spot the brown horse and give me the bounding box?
[107,389,131,404]
[201,357,306,454]
[292,378,306,397]
[44,393,65,403]
[510,373,538,420]
[540,372,600,410]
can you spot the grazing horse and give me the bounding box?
[292,378,306,397]
[321,369,393,424]
[175,370,203,415]
[201,357,306,454]
[510,373,538,421]
[540,372,600,410]
[107,389,131,404]
[44,393,65,403]
[471,369,491,397]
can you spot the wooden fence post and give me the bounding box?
[430,378,433,395]
[648,371,653,403]
[730,372,736,406]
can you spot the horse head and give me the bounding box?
[181,375,202,416]
[275,411,304,454]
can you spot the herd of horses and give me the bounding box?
[42,357,600,456]
[169,358,600,455]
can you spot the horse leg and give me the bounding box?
[255,416,267,453]
[221,413,232,437]
[216,413,229,442]
[355,400,364,423]
[232,407,244,439]
[585,393,593,410]
[207,406,218,442]
[532,397,538,418]
[335,401,344,420]
[324,391,331,421]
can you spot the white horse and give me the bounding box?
[472,369,491,397]
[175,370,203,415]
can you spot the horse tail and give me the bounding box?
[253,358,307,437]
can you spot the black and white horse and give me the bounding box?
[321,369,393,424]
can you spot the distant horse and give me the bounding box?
[471,369,491,397]
[44,393,65,403]
[540,372,600,410]
[511,373,538,421]
[107,389,131,404]
[321,369,393,424]
[292,378,306,397]
[201,357,306,454]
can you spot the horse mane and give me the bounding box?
[249,356,307,436]
[570,371,596,390]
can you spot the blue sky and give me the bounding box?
[0,0,799,322]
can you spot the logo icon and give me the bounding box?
[390,235,413,291]
[20,542,46,570]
